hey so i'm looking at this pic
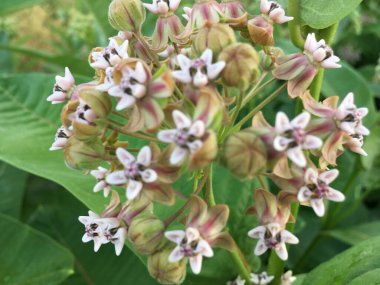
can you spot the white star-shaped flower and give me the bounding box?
[96,67,116,92]
[250,272,274,285]
[165,227,214,274]
[90,167,112,197]
[143,0,181,14]
[172,49,225,87]
[298,168,345,217]
[90,38,129,70]
[158,110,206,165]
[260,0,293,24]
[281,270,296,285]
[273,112,323,167]
[47,67,75,104]
[49,126,71,151]
[227,276,246,285]
[101,223,127,256]
[248,222,299,260]
[106,146,157,200]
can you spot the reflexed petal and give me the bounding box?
[106,171,128,185]
[168,246,185,262]
[287,146,306,167]
[320,56,341,69]
[165,230,186,243]
[94,240,102,252]
[82,234,92,243]
[304,168,318,184]
[158,129,177,143]
[93,181,107,193]
[207,61,225,80]
[254,239,268,256]
[196,239,214,257]
[248,226,267,239]
[170,146,188,165]
[116,96,136,110]
[275,112,291,133]
[303,135,323,149]
[275,243,288,260]
[298,186,312,202]
[140,169,158,183]
[116,148,135,167]
[281,230,299,244]
[273,136,292,151]
[291,112,310,129]
[327,188,345,202]
[126,180,143,200]
[172,110,192,129]
[310,198,325,217]
[189,120,205,137]
[172,70,192,84]
[189,254,203,274]
[137,146,152,166]
[319,169,339,184]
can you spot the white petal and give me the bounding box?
[189,120,205,137]
[64,67,75,84]
[90,167,107,179]
[340,122,356,134]
[273,136,292,152]
[168,246,185,262]
[313,48,327,62]
[187,140,203,153]
[298,186,312,203]
[106,171,128,185]
[170,146,188,165]
[267,223,281,237]
[189,254,203,274]
[291,112,310,129]
[140,169,158,183]
[158,129,177,143]
[275,112,291,133]
[137,146,152,166]
[287,146,306,167]
[114,239,124,256]
[177,54,192,69]
[356,107,369,119]
[304,33,318,52]
[116,96,136,110]
[94,239,103,252]
[319,169,339,184]
[326,188,345,202]
[172,70,192,83]
[143,2,158,14]
[82,234,92,243]
[108,86,124,97]
[311,198,325,217]
[116,148,135,167]
[195,240,214,257]
[165,230,186,243]
[172,110,192,129]
[260,0,271,13]
[134,62,148,83]
[193,70,208,87]
[254,239,268,256]
[303,135,323,150]
[93,181,107,193]
[304,168,318,184]
[130,84,146,99]
[169,0,180,11]
[186,227,200,243]
[248,225,266,239]
[47,92,66,103]
[321,56,341,69]
[275,243,288,260]
[281,230,299,244]
[207,61,225,80]
[126,180,143,200]
[200,49,213,65]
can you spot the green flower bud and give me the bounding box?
[218,43,260,88]
[108,0,146,32]
[192,22,236,58]
[128,213,165,255]
[223,128,267,179]
[64,137,105,170]
[71,121,99,141]
[147,244,187,285]
[259,47,284,71]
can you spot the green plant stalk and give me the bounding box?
[288,0,304,49]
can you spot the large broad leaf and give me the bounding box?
[301,236,380,284]
[326,222,380,246]
[0,213,74,285]
[299,0,363,29]
[0,162,28,218]
[0,0,49,16]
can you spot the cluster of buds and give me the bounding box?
[46,0,370,284]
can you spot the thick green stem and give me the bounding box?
[288,0,304,49]
[229,247,252,285]
[206,164,216,206]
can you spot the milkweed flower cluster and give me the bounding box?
[46,0,370,284]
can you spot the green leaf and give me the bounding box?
[347,268,380,285]
[0,213,74,285]
[0,0,49,16]
[326,221,380,245]
[299,0,363,29]
[301,236,380,284]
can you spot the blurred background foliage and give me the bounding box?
[0,0,379,284]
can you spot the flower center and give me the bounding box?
[180,237,199,257]
[124,162,144,180]
[85,223,99,237]
[174,129,190,146]
[264,230,281,248]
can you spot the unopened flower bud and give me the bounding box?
[218,43,260,88]
[108,0,146,32]
[223,129,267,179]
[64,137,105,170]
[192,23,236,58]
[128,213,165,255]
[71,121,100,141]
[247,16,274,46]
[147,244,187,284]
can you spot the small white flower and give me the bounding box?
[165,227,214,274]
[260,0,293,24]
[47,67,75,104]
[69,99,98,126]
[158,110,206,165]
[96,67,116,92]
[273,112,323,167]
[90,38,129,70]
[227,276,246,285]
[143,0,181,14]
[49,126,71,151]
[335,92,370,137]
[102,223,128,256]
[90,167,112,197]
[304,33,341,69]
[250,272,274,285]
[108,62,148,111]
[281,270,296,285]
[298,168,345,217]
[78,211,106,252]
[106,146,157,200]
[248,222,299,261]
[172,49,225,87]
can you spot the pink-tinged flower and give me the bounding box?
[298,168,344,217]
[106,147,158,200]
[273,112,323,167]
[260,0,293,24]
[69,99,98,126]
[172,49,225,87]
[250,272,274,285]
[47,67,75,104]
[90,167,112,197]
[248,222,299,260]
[79,210,127,256]
[273,33,340,98]
[151,12,184,51]
[227,276,246,285]
[158,110,206,165]
[281,270,296,285]
[143,0,181,14]
[220,0,246,19]
[49,126,71,151]
[165,227,214,274]
[165,196,230,274]
[182,7,192,21]
[90,38,129,70]
[108,62,148,111]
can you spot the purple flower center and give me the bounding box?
[180,238,198,257]
[174,129,190,146]
[313,181,329,198]
[292,127,306,144]
[124,162,141,179]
